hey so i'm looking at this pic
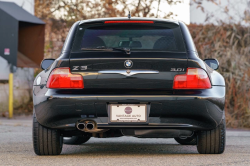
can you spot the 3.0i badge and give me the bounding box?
[124,60,133,68]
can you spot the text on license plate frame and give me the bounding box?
[109,104,147,123]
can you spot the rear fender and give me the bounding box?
[187,54,225,86]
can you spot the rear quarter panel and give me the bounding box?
[179,21,225,86]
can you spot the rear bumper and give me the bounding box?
[33,86,225,131]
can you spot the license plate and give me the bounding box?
[109,104,147,123]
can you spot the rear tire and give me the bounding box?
[32,114,63,155]
[63,136,90,145]
[197,118,226,154]
[174,134,197,145]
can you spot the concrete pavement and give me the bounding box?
[0,118,250,166]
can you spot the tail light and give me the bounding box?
[173,68,211,89]
[46,68,83,89]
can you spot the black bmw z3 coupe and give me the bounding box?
[33,17,226,155]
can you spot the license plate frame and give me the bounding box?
[108,104,148,123]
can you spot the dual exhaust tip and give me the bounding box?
[77,121,95,131]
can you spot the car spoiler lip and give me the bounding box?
[79,17,179,25]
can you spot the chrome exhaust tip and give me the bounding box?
[77,123,85,130]
[86,122,94,130]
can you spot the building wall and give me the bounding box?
[155,0,190,24]
[170,0,190,24]
[0,0,34,14]
[0,68,33,113]
[0,0,35,114]
[190,0,249,24]
[0,57,9,80]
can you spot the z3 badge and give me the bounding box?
[72,66,87,70]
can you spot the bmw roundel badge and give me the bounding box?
[124,60,133,68]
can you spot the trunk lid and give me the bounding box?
[70,52,187,90]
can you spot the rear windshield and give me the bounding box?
[72,23,186,52]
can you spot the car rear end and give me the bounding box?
[33,18,225,155]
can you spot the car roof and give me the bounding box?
[79,17,179,25]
